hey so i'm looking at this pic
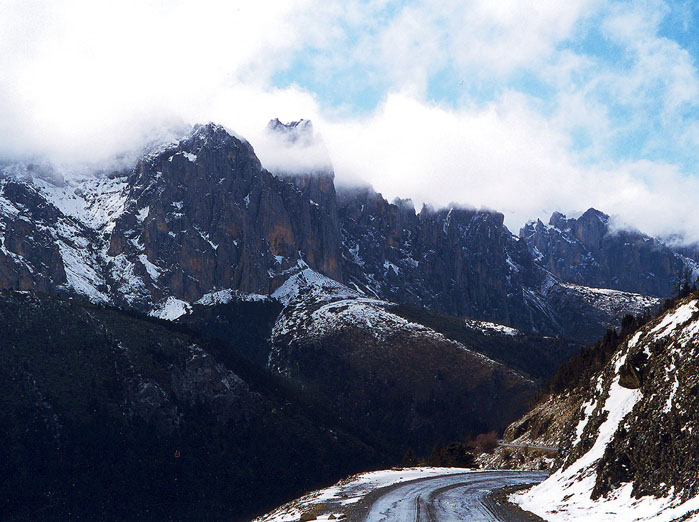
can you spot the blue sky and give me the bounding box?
[1,0,698,240]
[270,0,699,172]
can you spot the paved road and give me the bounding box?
[497,441,558,452]
[363,471,547,522]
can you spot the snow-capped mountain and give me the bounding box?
[174,266,584,456]
[0,121,662,346]
[0,119,691,521]
[264,267,538,453]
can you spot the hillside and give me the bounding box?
[0,290,379,521]
[500,292,699,521]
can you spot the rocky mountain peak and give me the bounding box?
[548,211,567,229]
[186,121,239,145]
[267,118,315,145]
[523,206,691,297]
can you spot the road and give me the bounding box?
[497,441,558,452]
[361,471,547,522]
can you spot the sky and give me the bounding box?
[1,0,698,241]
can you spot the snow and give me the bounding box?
[150,296,191,320]
[136,206,149,222]
[35,175,129,231]
[138,254,161,281]
[649,300,698,339]
[108,254,148,306]
[383,259,400,274]
[553,282,662,319]
[271,268,361,306]
[167,151,197,163]
[464,319,520,336]
[571,397,597,447]
[664,373,679,413]
[516,480,699,522]
[512,305,699,522]
[58,240,110,303]
[194,226,218,250]
[195,289,270,306]
[514,363,643,520]
[273,297,417,342]
[196,289,235,306]
[269,268,509,374]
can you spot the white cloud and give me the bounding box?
[313,91,699,242]
[0,0,697,243]
[0,0,331,161]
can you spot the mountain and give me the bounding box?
[0,120,681,518]
[521,208,699,297]
[0,290,379,521]
[0,269,578,520]
[179,267,582,455]
[494,292,699,521]
[0,122,661,346]
[267,268,538,455]
[337,186,660,343]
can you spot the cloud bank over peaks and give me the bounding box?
[255,118,334,175]
[0,0,697,243]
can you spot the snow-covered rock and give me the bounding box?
[513,295,699,521]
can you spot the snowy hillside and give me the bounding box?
[513,296,699,521]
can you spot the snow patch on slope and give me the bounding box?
[58,241,109,303]
[559,282,661,315]
[35,176,129,231]
[195,288,270,306]
[150,296,192,321]
[514,356,642,520]
[271,267,361,306]
[465,319,521,336]
[513,299,699,522]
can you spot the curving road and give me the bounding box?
[362,471,547,522]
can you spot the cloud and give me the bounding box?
[0,0,332,162]
[0,0,697,243]
[314,90,699,243]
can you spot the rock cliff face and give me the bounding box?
[107,122,342,307]
[337,186,660,343]
[0,122,661,344]
[521,208,694,297]
[0,179,68,292]
[338,188,531,325]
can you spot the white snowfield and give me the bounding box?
[253,468,547,522]
[513,300,699,522]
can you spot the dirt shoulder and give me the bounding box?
[484,483,547,522]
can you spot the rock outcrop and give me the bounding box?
[506,292,699,521]
[0,122,662,345]
[521,208,695,297]
[337,186,660,343]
